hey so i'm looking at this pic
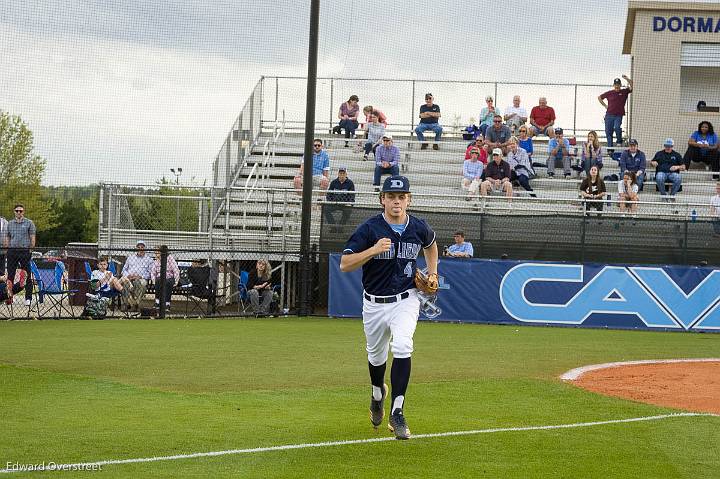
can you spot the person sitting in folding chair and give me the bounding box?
[89,257,124,298]
[0,270,26,303]
[247,259,274,317]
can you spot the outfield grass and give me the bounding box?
[1,318,718,478]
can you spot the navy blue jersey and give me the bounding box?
[343,213,436,296]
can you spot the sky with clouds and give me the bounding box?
[3,0,713,186]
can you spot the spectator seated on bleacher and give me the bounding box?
[484,115,512,156]
[293,139,330,194]
[517,126,534,160]
[618,171,640,214]
[415,93,442,150]
[580,165,606,215]
[710,182,720,236]
[683,121,719,176]
[506,137,536,197]
[373,135,400,192]
[324,166,355,227]
[0,270,26,303]
[580,130,604,178]
[362,105,387,128]
[119,240,154,312]
[651,138,685,200]
[150,246,180,312]
[481,149,513,199]
[461,149,484,201]
[363,113,386,161]
[332,95,360,147]
[444,230,473,258]
[90,257,124,297]
[504,95,528,134]
[618,139,646,190]
[247,259,274,316]
[529,97,556,137]
[478,96,502,137]
[465,137,488,164]
[547,128,573,178]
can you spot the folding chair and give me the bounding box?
[237,270,250,314]
[30,261,78,319]
[180,266,223,316]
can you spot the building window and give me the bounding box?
[680,43,720,112]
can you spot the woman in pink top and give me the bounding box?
[332,95,360,146]
[362,105,387,127]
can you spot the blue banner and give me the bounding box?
[328,255,720,332]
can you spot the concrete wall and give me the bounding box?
[629,7,720,156]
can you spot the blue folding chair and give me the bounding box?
[237,270,250,313]
[30,261,78,319]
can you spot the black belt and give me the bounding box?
[364,291,410,304]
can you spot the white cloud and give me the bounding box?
[1,23,302,186]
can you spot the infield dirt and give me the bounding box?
[575,361,720,415]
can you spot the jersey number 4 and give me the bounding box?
[403,263,413,278]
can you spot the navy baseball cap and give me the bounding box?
[382,175,411,193]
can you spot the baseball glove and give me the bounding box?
[415,270,439,295]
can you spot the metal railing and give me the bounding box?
[259,76,622,139]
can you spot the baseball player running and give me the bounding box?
[340,175,439,439]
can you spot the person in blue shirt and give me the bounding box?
[683,121,719,176]
[445,231,473,258]
[324,166,355,227]
[293,139,330,194]
[414,93,442,150]
[461,149,484,201]
[651,138,686,199]
[340,175,438,440]
[546,128,573,178]
[373,135,400,191]
[618,139,647,190]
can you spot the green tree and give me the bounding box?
[126,177,205,232]
[38,186,100,246]
[0,111,53,230]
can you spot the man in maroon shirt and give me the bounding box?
[598,75,633,148]
[529,97,556,137]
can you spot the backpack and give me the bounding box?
[82,296,109,320]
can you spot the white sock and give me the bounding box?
[372,385,382,401]
[392,395,404,413]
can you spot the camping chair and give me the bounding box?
[84,262,123,315]
[237,270,250,314]
[180,265,221,316]
[30,261,78,319]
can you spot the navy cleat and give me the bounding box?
[388,409,411,440]
[369,384,388,428]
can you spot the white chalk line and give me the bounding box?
[560,358,720,381]
[1,412,715,474]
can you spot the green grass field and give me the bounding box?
[1,318,719,478]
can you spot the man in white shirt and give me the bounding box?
[504,95,528,134]
[119,240,155,311]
